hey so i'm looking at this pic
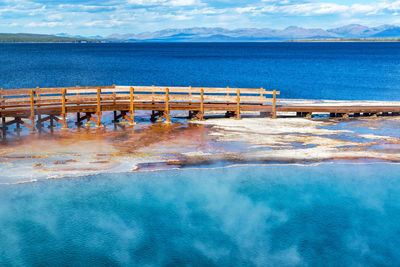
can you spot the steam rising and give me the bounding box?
[1,163,400,265]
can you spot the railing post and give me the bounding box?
[36,86,41,107]
[130,86,135,124]
[188,85,192,105]
[30,89,36,132]
[165,87,170,123]
[130,87,134,114]
[61,88,68,128]
[97,88,101,114]
[96,87,102,126]
[123,86,136,126]
[272,89,277,119]
[226,86,230,106]
[151,85,155,104]
[236,88,241,120]
[260,87,264,105]
[200,88,204,120]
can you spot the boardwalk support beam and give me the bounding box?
[15,118,21,133]
[76,112,83,127]
[49,115,55,128]
[1,117,6,138]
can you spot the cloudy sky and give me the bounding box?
[0,0,400,36]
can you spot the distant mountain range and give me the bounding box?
[106,24,400,42]
[1,24,400,43]
[56,33,104,40]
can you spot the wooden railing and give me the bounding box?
[0,85,279,109]
[0,85,280,130]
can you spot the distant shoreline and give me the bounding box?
[2,32,400,43]
[0,33,102,43]
[1,41,400,44]
[287,38,400,43]
[1,40,400,43]
[0,42,105,44]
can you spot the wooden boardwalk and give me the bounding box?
[0,84,399,137]
[0,85,278,136]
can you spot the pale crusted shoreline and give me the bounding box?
[279,98,400,106]
[188,116,400,164]
[1,108,400,184]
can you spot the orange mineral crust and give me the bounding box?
[1,114,400,183]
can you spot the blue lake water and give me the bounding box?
[1,164,400,266]
[1,42,400,100]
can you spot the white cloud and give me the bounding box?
[168,0,198,6]
[235,1,394,17]
[184,7,225,15]
[349,4,379,14]
[381,0,400,11]
[126,0,199,6]
[127,0,164,5]
[280,3,349,15]
[25,21,70,27]
[47,14,63,21]
[1,0,400,35]
[235,6,258,14]
[84,19,126,27]
[161,13,190,20]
